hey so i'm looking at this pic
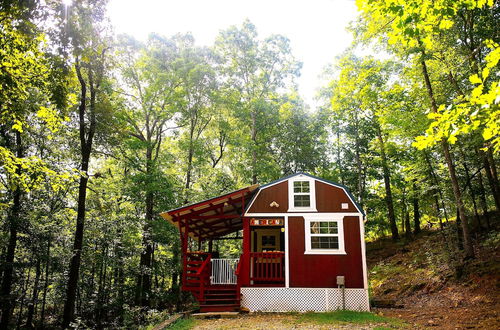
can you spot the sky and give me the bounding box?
[108,0,359,109]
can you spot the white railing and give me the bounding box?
[210,258,239,284]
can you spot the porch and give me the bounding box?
[160,185,286,312]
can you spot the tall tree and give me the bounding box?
[214,20,301,184]
[116,33,184,308]
[61,1,113,326]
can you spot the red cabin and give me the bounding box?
[160,173,369,312]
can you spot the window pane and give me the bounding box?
[294,194,310,207]
[311,236,339,249]
[293,181,310,193]
[310,221,338,234]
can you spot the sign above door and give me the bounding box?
[250,218,283,226]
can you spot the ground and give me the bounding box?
[367,222,500,329]
[173,311,403,329]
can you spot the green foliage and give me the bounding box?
[169,317,196,330]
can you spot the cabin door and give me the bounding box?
[255,228,281,252]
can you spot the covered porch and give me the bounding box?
[160,185,285,311]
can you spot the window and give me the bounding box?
[293,181,310,207]
[288,176,316,211]
[304,217,345,254]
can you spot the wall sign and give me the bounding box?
[250,218,283,226]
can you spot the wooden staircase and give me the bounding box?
[199,285,240,312]
[183,252,240,312]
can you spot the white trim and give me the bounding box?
[284,215,289,288]
[245,188,261,214]
[304,215,346,255]
[359,215,369,291]
[287,175,317,212]
[244,212,361,217]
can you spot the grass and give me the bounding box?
[297,310,404,327]
[169,317,196,329]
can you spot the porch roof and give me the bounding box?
[160,184,259,240]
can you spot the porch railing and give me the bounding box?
[250,251,285,283]
[211,258,239,284]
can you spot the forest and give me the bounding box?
[0,0,499,328]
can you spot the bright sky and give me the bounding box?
[108,0,359,109]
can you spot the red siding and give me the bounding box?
[247,181,288,213]
[315,181,358,213]
[288,216,364,288]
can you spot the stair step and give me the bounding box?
[204,298,239,303]
[205,293,237,297]
[200,304,240,312]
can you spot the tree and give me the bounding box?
[60,1,114,326]
[0,6,70,327]
[116,33,184,308]
[214,20,301,184]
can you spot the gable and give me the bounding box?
[245,173,364,215]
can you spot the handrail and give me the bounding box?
[196,254,211,276]
[235,257,242,276]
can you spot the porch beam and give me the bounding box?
[166,188,251,217]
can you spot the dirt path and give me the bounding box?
[190,313,398,329]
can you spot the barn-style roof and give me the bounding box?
[160,184,258,240]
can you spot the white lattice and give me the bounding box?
[241,288,369,312]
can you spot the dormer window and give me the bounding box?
[288,175,316,212]
[293,181,310,207]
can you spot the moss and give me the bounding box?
[169,317,196,329]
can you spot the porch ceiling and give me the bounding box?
[160,184,259,240]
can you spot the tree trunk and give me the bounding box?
[354,112,363,207]
[477,168,490,230]
[0,131,23,329]
[376,124,398,240]
[25,258,41,328]
[40,234,51,329]
[460,152,481,230]
[62,62,97,328]
[136,154,154,308]
[251,110,257,184]
[419,50,474,258]
[413,184,421,235]
[481,149,500,211]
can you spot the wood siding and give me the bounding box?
[247,181,288,213]
[315,181,358,213]
[288,216,364,288]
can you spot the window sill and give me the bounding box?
[287,207,317,212]
[304,250,346,255]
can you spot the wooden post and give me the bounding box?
[208,239,213,253]
[241,216,251,286]
[181,218,189,288]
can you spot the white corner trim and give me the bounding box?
[303,215,346,255]
[359,215,369,291]
[287,175,317,212]
[244,188,261,214]
[284,215,289,288]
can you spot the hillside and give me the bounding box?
[367,222,500,329]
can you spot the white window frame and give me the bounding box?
[288,176,317,212]
[304,215,346,255]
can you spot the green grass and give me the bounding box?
[297,310,404,327]
[169,317,196,329]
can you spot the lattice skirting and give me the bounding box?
[240,287,369,312]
